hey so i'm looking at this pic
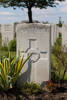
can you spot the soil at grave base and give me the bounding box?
[1,83,67,100]
[1,91,67,100]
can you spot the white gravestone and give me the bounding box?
[16,23,51,85]
[62,24,67,47]
[1,24,15,46]
[51,24,57,46]
[51,24,62,46]
[0,24,1,34]
[56,25,62,37]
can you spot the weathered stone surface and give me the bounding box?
[0,23,63,47]
[51,24,57,46]
[16,23,51,85]
[62,24,67,52]
[51,24,62,46]
[0,24,1,34]
[1,24,15,46]
[56,25,62,37]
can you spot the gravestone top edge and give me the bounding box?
[16,23,51,33]
[1,23,14,25]
[16,23,51,27]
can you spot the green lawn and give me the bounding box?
[0,51,16,58]
[0,33,16,58]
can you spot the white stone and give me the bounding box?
[51,24,57,46]
[16,23,51,85]
[51,24,62,46]
[0,24,1,34]
[1,24,15,46]
[56,25,62,37]
[62,24,67,47]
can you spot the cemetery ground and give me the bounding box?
[1,34,67,100]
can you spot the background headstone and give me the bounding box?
[51,24,57,46]
[0,24,1,34]
[56,25,62,37]
[62,24,67,47]
[1,24,15,46]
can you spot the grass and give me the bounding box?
[0,33,16,58]
[0,51,16,58]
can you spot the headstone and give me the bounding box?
[0,24,1,34]
[16,23,51,85]
[51,24,62,46]
[56,25,62,37]
[1,24,15,46]
[62,24,67,47]
[51,24,57,46]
